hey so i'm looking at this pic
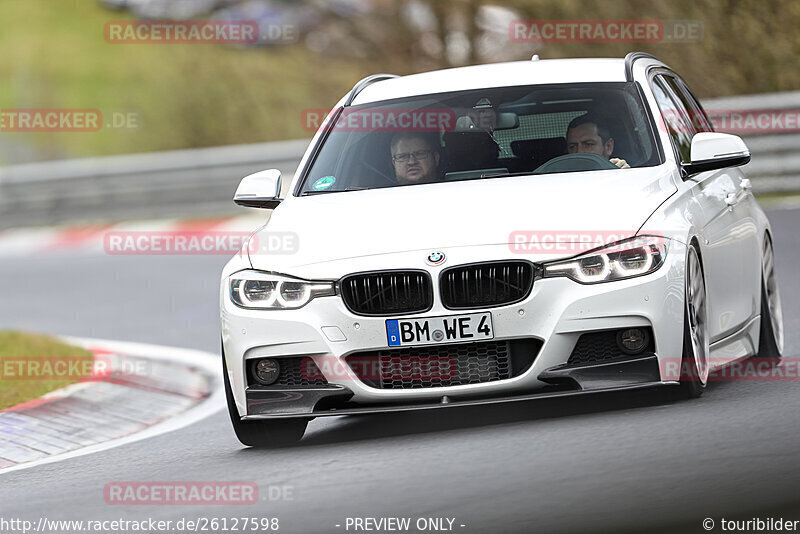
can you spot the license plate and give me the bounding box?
[386,312,494,347]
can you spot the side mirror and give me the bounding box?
[683,132,751,177]
[233,169,282,209]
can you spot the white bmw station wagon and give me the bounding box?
[220,53,783,446]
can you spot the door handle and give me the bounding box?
[725,192,739,207]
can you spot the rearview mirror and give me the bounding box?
[454,109,519,132]
[495,112,519,130]
[683,132,750,177]
[233,169,282,209]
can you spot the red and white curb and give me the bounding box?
[0,214,266,257]
[0,337,224,474]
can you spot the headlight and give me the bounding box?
[230,270,335,309]
[543,236,667,284]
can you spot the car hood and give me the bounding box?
[248,167,676,272]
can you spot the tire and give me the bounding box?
[678,244,709,399]
[222,349,307,447]
[755,235,784,363]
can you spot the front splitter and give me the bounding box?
[243,380,677,420]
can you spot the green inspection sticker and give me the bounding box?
[312,176,336,190]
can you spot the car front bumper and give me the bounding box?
[242,355,673,419]
[221,240,687,419]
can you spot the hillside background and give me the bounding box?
[0,0,797,163]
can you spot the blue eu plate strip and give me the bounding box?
[386,319,400,346]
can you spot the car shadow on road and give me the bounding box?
[231,369,785,454]
[291,385,683,448]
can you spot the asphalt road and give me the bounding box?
[1,207,800,534]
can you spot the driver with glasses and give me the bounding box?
[390,133,441,185]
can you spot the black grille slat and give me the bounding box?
[341,271,432,316]
[440,261,534,309]
[347,341,512,389]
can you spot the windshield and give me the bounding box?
[299,82,661,194]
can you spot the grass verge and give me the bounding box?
[0,331,94,411]
[0,1,370,162]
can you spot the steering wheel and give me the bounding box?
[533,153,619,174]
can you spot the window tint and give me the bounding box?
[651,76,695,164]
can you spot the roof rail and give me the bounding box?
[624,52,662,82]
[344,74,399,106]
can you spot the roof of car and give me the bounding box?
[351,58,632,106]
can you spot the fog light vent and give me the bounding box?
[252,358,280,385]
[567,328,654,366]
[617,328,650,355]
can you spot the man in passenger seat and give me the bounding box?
[566,114,630,168]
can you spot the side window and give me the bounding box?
[651,75,695,164]
[663,76,713,133]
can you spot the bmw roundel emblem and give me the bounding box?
[426,251,446,266]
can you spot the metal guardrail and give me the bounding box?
[0,139,307,229]
[1,92,798,229]
[703,91,800,195]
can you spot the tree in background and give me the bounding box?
[2,0,798,161]
[309,0,800,95]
